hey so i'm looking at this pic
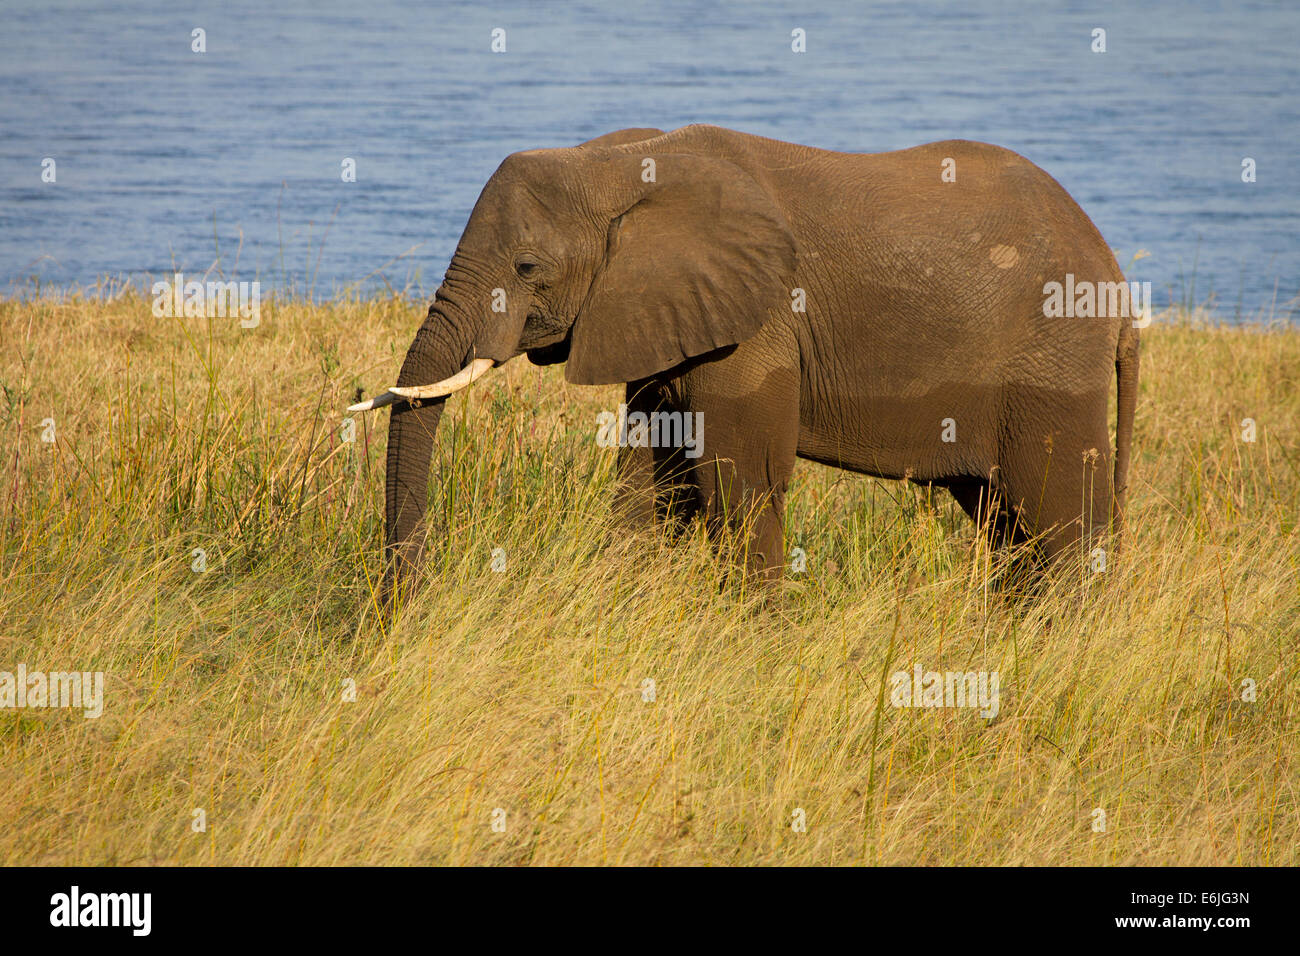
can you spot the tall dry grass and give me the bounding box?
[1,291,1296,865]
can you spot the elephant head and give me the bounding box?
[351,127,798,595]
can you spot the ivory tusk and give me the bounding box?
[347,391,401,412]
[389,357,494,400]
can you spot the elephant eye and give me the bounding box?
[515,259,540,279]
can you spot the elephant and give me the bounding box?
[350,125,1139,592]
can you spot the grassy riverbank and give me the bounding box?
[1,293,1296,864]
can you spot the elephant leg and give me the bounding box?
[1007,452,1113,566]
[614,379,699,532]
[613,381,659,529]
[946,479,1026,550]
[693,442,795,580]
[677,347,801,581]
[996,400,1114,568]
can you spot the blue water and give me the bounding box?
[2,0,1297,320]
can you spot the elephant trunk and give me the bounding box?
[381,292,479,597]
[383,386,445,592]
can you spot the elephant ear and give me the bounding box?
[565,153,798,386]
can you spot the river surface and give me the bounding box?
[1,0,1297,320]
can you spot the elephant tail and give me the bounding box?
[1112,317,1140,546]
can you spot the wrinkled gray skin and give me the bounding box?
[379,125,1139,594]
